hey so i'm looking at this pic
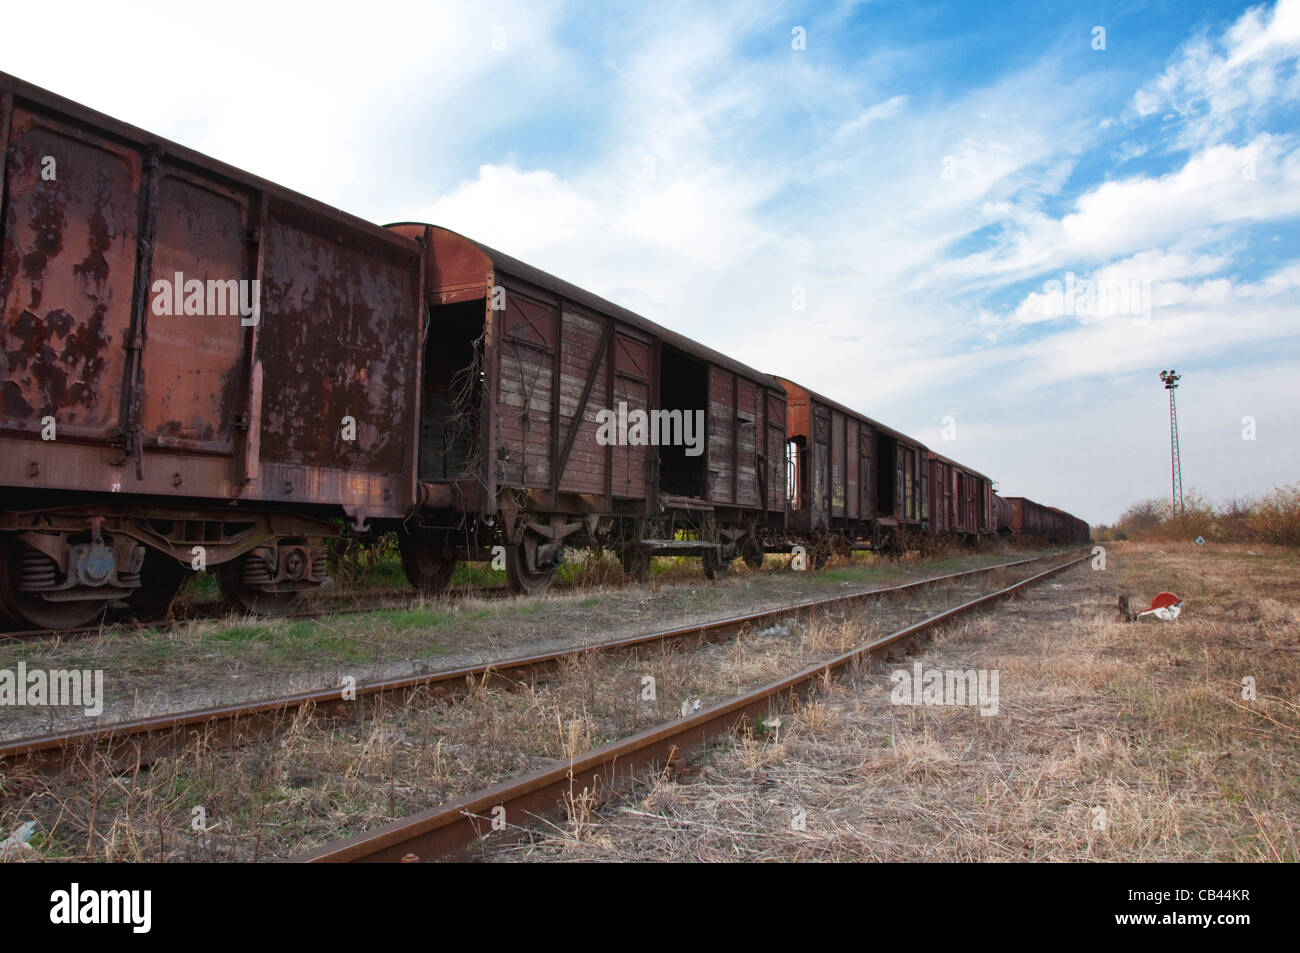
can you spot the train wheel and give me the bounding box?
[398,531,457,596]
[505,542,555,595]
[127,550,193,621]
[806,531,831,572]
[701,547,734,581]
[833,533,852,558]
[619,543,652,583]
[216,557,300,615]
[0,537,111,631]
[741,536,764,570]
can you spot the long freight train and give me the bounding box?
[0,72,1088,630]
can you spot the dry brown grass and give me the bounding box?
[484,542,1300,862]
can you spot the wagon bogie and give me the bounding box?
[0,498,336,627]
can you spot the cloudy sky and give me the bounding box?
[5,0,1297,523]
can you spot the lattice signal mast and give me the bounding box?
[1159,370,1184,516]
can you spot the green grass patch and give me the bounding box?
[361,607,455,630]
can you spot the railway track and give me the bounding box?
[289,543,1092,863]
[294,550,1089,862]
[0,550,1081,783]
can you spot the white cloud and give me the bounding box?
[833,95,909,140]
[1134,0,1300,146]
[420,165,601,248]
[0,0,572,215]
[932,133,1300,295]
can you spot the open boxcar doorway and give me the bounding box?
[417,299,485,483]
[876,433,897,518]
[659,345,708,498]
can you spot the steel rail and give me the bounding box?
[0,551,1075,772]
[296,551,1090,863]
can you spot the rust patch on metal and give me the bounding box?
[1,110,136,436]
[256,212,419,476]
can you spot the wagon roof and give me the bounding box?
[924,448,993,483]
[390,223,785,389]
[773,376,932,453]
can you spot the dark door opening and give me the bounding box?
[418,299,485,482]
[876,434,897,517]
[658,345,708,497]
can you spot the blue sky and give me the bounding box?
[4,0,1298,523]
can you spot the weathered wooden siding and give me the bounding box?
[610,332,650,500]
[554,307,607,495]
[495,289,555,488]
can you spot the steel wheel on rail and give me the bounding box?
[832,533,852,561]
[701,547,734,581]
[879,531,904,559]
[126,549,193,621]
[619,542,652,583]
[806,531,831,572]
[741,536,765,570]
[0,536,111,631]
[398,530,457,596]
[505,541,555,595]
[215,555,301,615]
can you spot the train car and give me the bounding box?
[994,494,1014,536]
[384,224,788,592]
[1001,497,1039,537]
[0,69,1090,630]
[997,496,1088,544]
[774,377,927,561]
[927,450,995,540]
[0,72,425,628]
[1045,506,1090,544]
[1073,511,1090,543]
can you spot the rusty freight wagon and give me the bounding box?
[0,72,425,627]
[1047,507,1090,544]
[0,69,1091,632]
[775,377,927,563]
[1000,497,1044,537]
[997,496,1087,543]
[927,450,995,540]
[385,224,788,593]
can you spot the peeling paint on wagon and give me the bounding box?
[255,213,419,479]
[1,110,136,434]
[139,168,252,454]
[0,71,424,524]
